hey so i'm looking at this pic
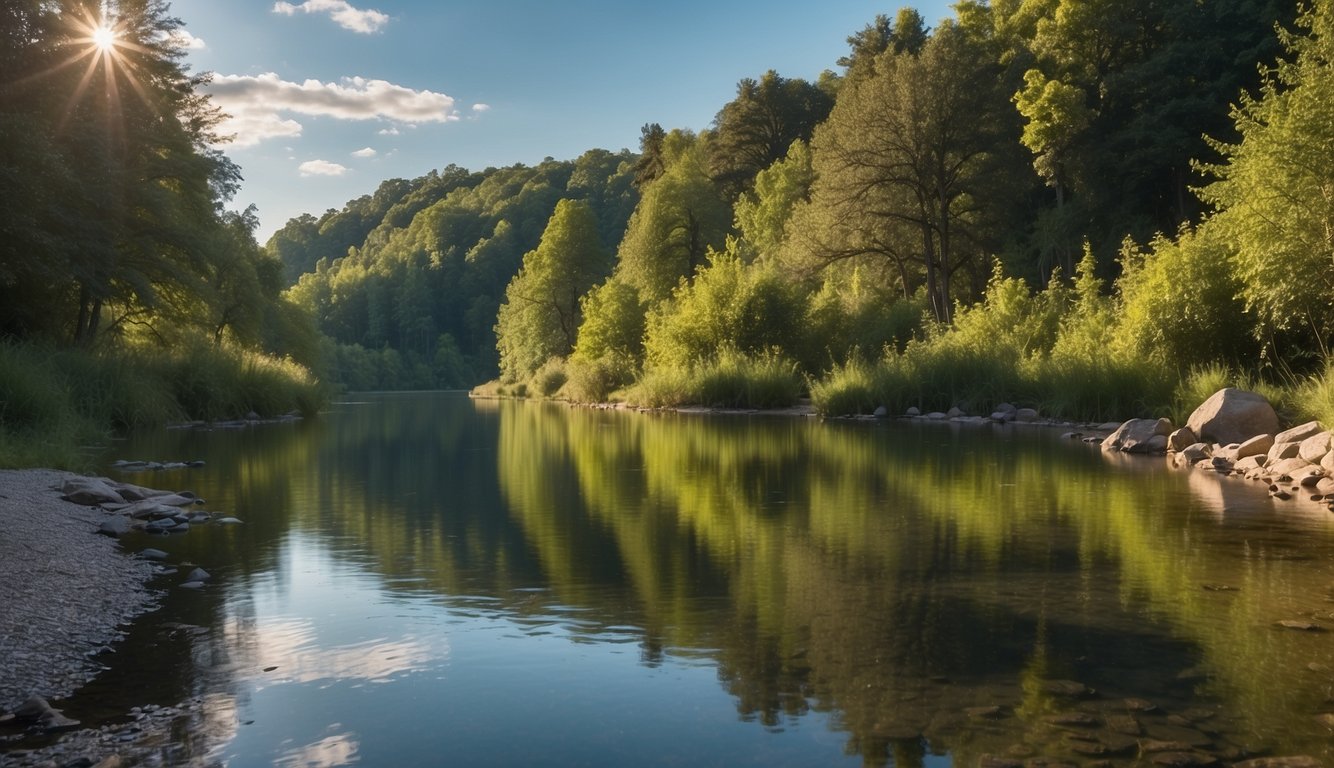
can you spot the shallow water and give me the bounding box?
[28,393,1334,765]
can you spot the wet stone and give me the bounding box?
[965,706,1005,719]
[1039,680,1093,697]
[1104,713,1140,735]
[1043,712,1099,727]
[1124,698,1159,712]
[1232,758,1323,768]
[1276,620,1325,631]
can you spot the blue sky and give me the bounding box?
[165,0,954,239]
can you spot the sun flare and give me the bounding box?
[92,25,116,52]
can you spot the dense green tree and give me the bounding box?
[732,140,814,260]
[494,200,612,381]
[1200,0,1334,353]
[613,132,731,304]
[708,71,832,201]
[797,20,1026,321]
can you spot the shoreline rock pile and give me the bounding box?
[59,476,242,539]
[1100,387,1334,509]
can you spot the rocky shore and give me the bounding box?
[0,470,224,768]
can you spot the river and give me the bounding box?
[43,392,1334,765]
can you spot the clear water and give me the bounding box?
[27,393,1334,765]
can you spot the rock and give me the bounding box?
[990,411,1014,422]
[1181,443,1211,464]
[1268,457,1313,478]
[1235,455,1266,473]
[906,406,920,416]
[1236,433,1274,461]
[14,695,53,720]
[1270,441,1303,461]
[215,517,244,525]
[1299,431,1333,463]
[947,406,965,418]
[1015,408,1039,422]
[1277,620,1325,631]
[93,757,125,768]
[39,708,80,732]
[873,406,889,418]
[1277,420,1326,444]
[1168,427,1198,452]
[926,412,948,420]
[1148,752,1217,767]
[110,482,171,502]
[1124,698,1159,712]
[995,402,1018,415]
[965,705,1005,719]
[59,477,125,506]
[246,410,261,421]
[138,548,169,561]
[1105,714,1140,735]
[97,517,132,537]
[1043,712,1099,726]
[1186,388,1280,445]
[186,567,212,582]
[179,580,205,590]
[1102,418,1173,453]
[1323,451,1334,474]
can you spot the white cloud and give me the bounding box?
[167,29,206,50]
[298,159,349,177]
[206,73,458,147]
[351,147,376,158]
[273,0,389,34]
[377,126,400,136]
[471,103,491,113]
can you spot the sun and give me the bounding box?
[91,24,117,52]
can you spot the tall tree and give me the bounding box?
[1200,0,1334,352]
[797,21,1025,321]
[708,71,833,201]
[495,199,612,381]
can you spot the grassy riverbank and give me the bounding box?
[0,341,328,469]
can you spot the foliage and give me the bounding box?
[495,199,612,382]
[732,140,814,260]
[0,339,325,468]
[708,71,832,201]
[1114,227,1254,370]
[571,278,646,381]
[627,349,803,409]
[1200,0,1334,353]
[644,252,805,371]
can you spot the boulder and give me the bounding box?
[990,410,1014,423]
[1181,443,1211,464]
[926,411,948,420]
[1323,451,1334,474]
[111,482,172,502]
[1235,455,1266,473]
[60,477,125,506]
[994,402,1018,415]
[1168,427,1197,452]
[1186,388,1280,445]
[1015,408,1039,423]
[1269,441,1303,461]
[873,405,889,418]
[1268,457,1314,478]
[97,516,132,537]
[947,406,965,418]
[1102,418,1173,454]
[1236,433,1275,461]
[1298,431,1333,463]
[905,406,921,417]
[1276,420,1326,444]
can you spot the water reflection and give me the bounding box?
[63,394,1334,766]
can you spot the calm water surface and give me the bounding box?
[44,393,1334,764]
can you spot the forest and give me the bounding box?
[3,0,1334,464]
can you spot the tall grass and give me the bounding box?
[625,349,803,409]
[0,340,328,469]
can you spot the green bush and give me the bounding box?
[529,357,569,397]
[626,349,803,409]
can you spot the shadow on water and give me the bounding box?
[13,393,1334,766]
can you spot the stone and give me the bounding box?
[1181,443,1211,464]
[138,548,169,561]
[1039,679,1093,697]
[1015,408,1039,422]
[991,411,1014,422]
[995,402,1018,415]
[1268,457,1313,478]
[965,705,1004,719]
[97,517,132,537]
[39,709,80,732]
[59,477,125,506]
[93,757,125,768]
[1235,455,1266,473]
[1276,420,1326,444]
[873,406,889,418]
[186,567,212,582]
[1168,427,1198,452]
[1270,441,1303,461]
[1236,433,1275,461]
[947,406,965,418]
[14,695,53,720]
[1299,431,1333,463]
[1324,451,1334,474]
[110,483,171,502]
[1277,620,1325,631]
[1232,759,1322,768]
[1102,418,1173,453]
[1148,752,1218,767]
[179,580,206,590]
[1186,388,1280,445]
[906,406,921,417]
[215,517,244,525]
[927,412,948,420]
